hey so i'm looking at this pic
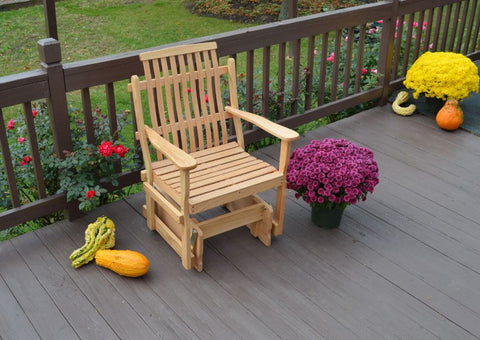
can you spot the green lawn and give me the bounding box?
[0,0,250,77]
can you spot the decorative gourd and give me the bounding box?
[392,91,416,116]
[435,99,464,131]
[95,250,150,277]
[69,216,115,269]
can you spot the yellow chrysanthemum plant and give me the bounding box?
[404,52,479,101]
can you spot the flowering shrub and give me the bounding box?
[286,138,379,209]
[1,102,141,218]
[404,52,480,101]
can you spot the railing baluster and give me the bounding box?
[318,32,329,105]
[472,1,480,54]
[462,0,478,54]
[440,4,453,50]
[432,6,444,50]
[277,43,286,120]
[106,82,118,141]
[81,88,95,145]
[455,0,469,53]
[392,15,404,79]
[413,11,425,61]
[305,36,315,111]
[354,24,366,94]
[0,108,21,207]
[245,50,254,129]
[23,102,46,199]
[401,13,415,76]
[331,30,342,101]
[290,39,301,116]
[343,27,354,98]
[262,46,271,118]
[422,9,434,52]
[449,2,461,51]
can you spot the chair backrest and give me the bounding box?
[133,42,237,153]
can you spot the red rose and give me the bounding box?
[7,120,15,130]
[86,190,96,199]
[204,94,209,103]
[32,109,37,118]
[114,144,127,158]
[18,137,26,144]
[98,141,113,157]
[20,155,32,166]
[186,87,191,93]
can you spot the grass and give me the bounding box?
[0,0,250,77]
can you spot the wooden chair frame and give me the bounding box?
[129,42,299,271]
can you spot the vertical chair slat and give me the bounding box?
[194,51,212,148]
[290,39,301,116]
[318,32,329,105]
[186,53,206,150]
[261,46,271,118]
[277,43,286,120]
[202,50,221,147]
[210,49,228,145]
[0,108,21,207]
[343,27,354,98]
[177,53,197,151]
[169,55,189,151]
[23,102,46,199]
[304,36,315,111]
[81,88,95,145]
[354,24,366,93]
[160,57,181,148]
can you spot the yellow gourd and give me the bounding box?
[435,99,464,131]
[95,249,150,277]
[392,91,416,116]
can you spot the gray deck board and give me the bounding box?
[1,106,480,339]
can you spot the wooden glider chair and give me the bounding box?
[128,42,299,271]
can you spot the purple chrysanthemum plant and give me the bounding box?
[286,138,380,210]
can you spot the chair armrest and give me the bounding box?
[225,106,299,142]
[144,126,197,170]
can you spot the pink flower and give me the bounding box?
[32,109,37,118]
[413,21,419,28]
[313,49,318,55]
[114,144,128,158]
[86,190,96,199]
[7,120,15,130]
[204,94,209,103]
[98,141,114,157]
[378,20,383,24]
[186,87,191,94]
[326,52,335,63]
[370,68,378,74]
[368,28,376,34]
[18,137,26,144]
[361,68,368,75]
[20,155,32,166]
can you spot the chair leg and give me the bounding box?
[257,203,272,246]
[193,228,204,272]
[145,193,156,231]
[272,183,287,236]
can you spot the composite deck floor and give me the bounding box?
[2,106,480,339]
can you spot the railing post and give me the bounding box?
[377,0,399,105]
[37,38,81,220]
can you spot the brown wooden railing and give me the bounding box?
[1,0,479,229]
